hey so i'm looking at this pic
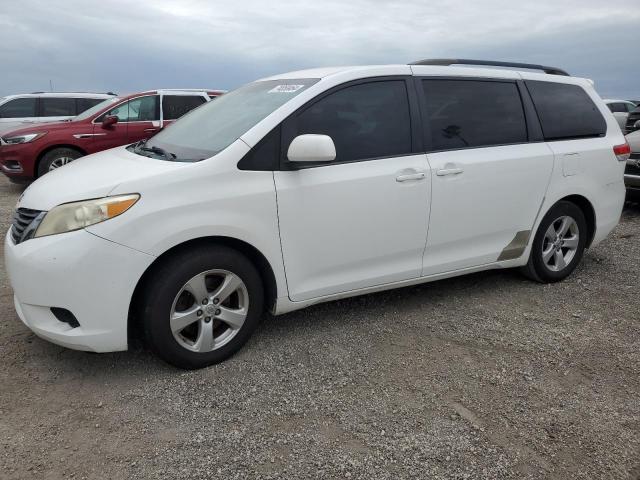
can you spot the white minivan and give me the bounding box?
[5,59,629,369]
[0,92,115,135]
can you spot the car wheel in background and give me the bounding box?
[522,201,587,283]
[37,147,84,177]
[141,245,264,369]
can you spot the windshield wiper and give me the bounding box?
[133,140,176,160]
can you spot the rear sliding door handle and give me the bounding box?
[436,167,463,176]
[396,172,426,182]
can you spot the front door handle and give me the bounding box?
[144,128,160,133]
[396,172,426,182]
[436,167,463,176]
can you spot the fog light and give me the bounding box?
[50,307,80,328]
[2,160,23,172]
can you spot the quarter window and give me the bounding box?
[103,96,159,122]
[292,80,412,163]
[421,79,527,150]
[162,95,206,120]
[76,98,104,114]
[526,81,606,141]
[41,98,76,117]
[0,98,37,118]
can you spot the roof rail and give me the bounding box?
[409,58,570,76]
[29,91,117,95]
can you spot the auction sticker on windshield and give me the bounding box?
[268,85,305,93]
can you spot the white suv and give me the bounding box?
[0,92,116,135]
[5,59,628,369]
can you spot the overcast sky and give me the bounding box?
[1,0,638,98]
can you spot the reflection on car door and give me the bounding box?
[91,98,133,151]
[123,95,161,143]
[419,78,554,275]
[274,79,431,302]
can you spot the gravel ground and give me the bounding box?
[0,174,638,480]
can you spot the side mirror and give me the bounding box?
[101,115,118,128]
[287,134,336,163]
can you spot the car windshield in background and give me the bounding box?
[75,97,121,121]
[136,79,319,162]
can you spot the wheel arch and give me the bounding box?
[127,236,278,345]
[557,194,596,248]
[36,144,87,177]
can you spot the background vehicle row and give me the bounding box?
[0,89,224,180]
[0,92,115,135]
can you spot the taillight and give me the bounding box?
[613,142,631,162]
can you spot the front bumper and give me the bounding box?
[0,141,37,179]
[5,229,154,352]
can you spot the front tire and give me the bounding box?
[522,201,587,283]
[37,147,83,177]
[141,246,264,369]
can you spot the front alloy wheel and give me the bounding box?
[38,147,83,177]
[141,246,264,369]
[170,270,249,353]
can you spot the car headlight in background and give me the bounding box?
[34,194,140,238]
[1,132,47,145]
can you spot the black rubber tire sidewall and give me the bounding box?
[141,246,264,369]
[528,201,587,283]
[37,148,83,177]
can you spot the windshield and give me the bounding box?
[75,97,121,121]
[137,79,318,162]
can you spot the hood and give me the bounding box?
[18,146,186,211]
[1,119,84,138]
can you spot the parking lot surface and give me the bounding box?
[0,175,638,479]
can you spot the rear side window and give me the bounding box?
[41,98,76,117]
[292,80,412,163]
[162,95,206,120]
[526,81,606,141]
[608,103,627,113]
[76,98,104,114]
[421,79,527,151]
[0,98,37,118]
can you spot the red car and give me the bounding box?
[0,89,224,181]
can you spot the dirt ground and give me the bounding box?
[0,175,638,479]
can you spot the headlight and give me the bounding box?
[1,132,47,145]
[34,194,140,238]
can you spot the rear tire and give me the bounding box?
[141,245,264,369]
[37,148,83,177]
[522,201,587,283]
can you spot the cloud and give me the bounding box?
[0,0,638,97]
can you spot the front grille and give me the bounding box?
[11,208,43,244]
[624,111,640,134]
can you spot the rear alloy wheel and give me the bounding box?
[522,201,587,283]
[541,216,580,272]
[38,147,83,177]
[141,246,264,369]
